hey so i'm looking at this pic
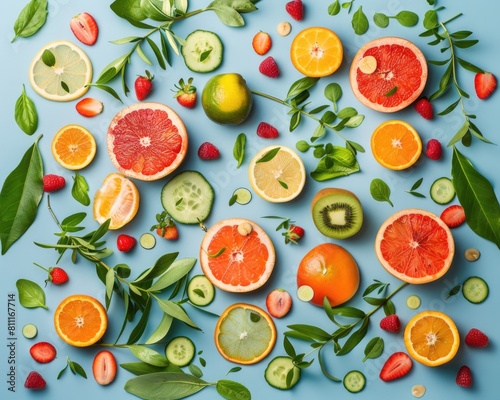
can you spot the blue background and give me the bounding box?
[1,0,499,399]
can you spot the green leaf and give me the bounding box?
[146,37,166,69]
[120,362,182,376]
[257,147,280,163]
[188,364,203,378]
[111,0,150,25]
[41,49,55,67]
[383,299,396,315]
[134,252,179,284]
[206,2,246,27]
[423,9,438,29]
[437,99,460,116]
[452,147,500,248]
[310,156,360,181]
[362,337,384,361]
[395,11,418,27]
[128,345,169,367]
[149,257,197,292]
[318,346,341,381]
[328,0,341,16]
[146,313,174,344]
[0,136,43,254]
[336,318,368,355]
[71,172,90,206]
[233,133,246,168]
[331,306,366,319]
[373,12,389,28]
[69,360,87,378]
[16,279,47,309]
[364,297,386,306]
[128,298,152,344]
[216,379,251,400]
[12,0,48,42]
[15,84,38,135]
[447,120,470,147]
[352,6,369,35]
[370,178,393,207]
[287,324,331,341]
[286,77,319,100]
[384,86,398,97]
[157,299,199,329]
[453,39,478,49]
[330,146,356,167]
[456,57,483,73]
[324,82,342,112]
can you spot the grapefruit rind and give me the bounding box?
[375,209,455,284]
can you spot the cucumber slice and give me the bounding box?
[297,285,314,302]
[430,177,455,204]
[22,323,38,339]
[264,356,301,390]
[139,233,156,249]
[462,276,489,304]
[165,336,195,367]
[232,187,252,205]
[181,30,223,73]
[406,295,421,310]
[161,171,214,224]
[343,370,366,393]
[187,275,215,307]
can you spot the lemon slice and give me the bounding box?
[29,40,92,101]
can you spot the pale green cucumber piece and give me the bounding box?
[139,233,156,249]
[462,276,489,304]
[233,187,252,205]
[297,285,314,302]
[264,356,301,390]
[161,170,214,224]
[406,295,421,309]
[430,177,455,204]
[165,336,195,367]
[181,30,223,73]
[22,323,38,339]
[187,275,215,307]
[343,370,366,393]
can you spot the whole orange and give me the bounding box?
[297,243,360,307]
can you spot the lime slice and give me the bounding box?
[297,285,314,302]
[140,233,156,249]
[406,295,421,309]
[29,40,92,101]
[22,323,38,339]
[233,187,252,205]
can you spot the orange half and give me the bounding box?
[51,124,97,170]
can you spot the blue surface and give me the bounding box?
[1,0,499,399]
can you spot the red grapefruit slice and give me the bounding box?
[107,103,188,181]
[350,37,428,113]
[375,209,455,284]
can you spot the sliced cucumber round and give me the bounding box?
[161,170,214,224]
[139,233,156,249]
[22,323,38,339]
[264,356,301,390]
[165,336,195,367]
[232,187,252,205]
[182,30,223,73]
[343,370,366,393]
[430,177,455,204]
[187,275,215,307]
[462,276,489,304]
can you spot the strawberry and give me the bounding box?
[285,0,304,21]
[474,72,497,100]
[29,342,57,363]
[414,98,433,120]
[43,174,65,192]
[259,56,280,78]
[24,371,46,390]
[135,70,154,101]
[464,328,489,347]
[173,77,197,108]
[379,352,412,382]
[117,234,137,253]
[440,205,466,228]
[70,12,98,46]
[456,365,472,387]
[283,224,304,244]
[198,142,220,160]
[34,263,69,285]
[92,350,117,386]
[257,122,279,138]
[76,97,103,117]
[266,289,292,318]
[380,314,401,333]
[151,211,179,240]
[252,31,272,55]
[425,139,442,160]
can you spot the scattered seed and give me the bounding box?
[277,21,292,36]
[237,222,253,236]
[411,384,426,398]
[358,55,377,74]
[464,248,480,262]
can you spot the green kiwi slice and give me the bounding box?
[311,188,363,239]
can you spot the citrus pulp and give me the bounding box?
[51,124,97,170]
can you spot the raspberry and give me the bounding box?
[456,365,472,388]
[425,139,442,160]
[285,0,304,21]
[256,122,279,139]
[43,174,66,192]
[259,56,280,78]
[379,314,401,333]
[464,328,489,347]
[24,371,46,390]
[198,142,220,160]
[414,98,433,120]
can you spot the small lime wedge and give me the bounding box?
[140,233,156,249]
[233,187,252,205]
[22,323,38,339]
[406,295,421,309]
[297,285,314,302]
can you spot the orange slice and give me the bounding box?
[214,303,276,365]
[93,173,140,230]
[54,294,108,347]
[404,310,460,367]
[371,120,422,170]
[51,124,96,170]
[290,27,343,77]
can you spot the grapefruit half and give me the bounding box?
[350,37,428,113]
[375,209,455,284]
[107,103,188,181]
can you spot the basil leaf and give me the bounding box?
[12,0,48,42]
[16,279,48,309]
[216,379,251,400]
[42,49,55,67]
[72,172,90,206]
[395,11,418,27]
[423,9,438,29]
[370,178,394,207]
[328,0,341,16]
[0,136,43,254]
[233,133,246,168]
[310,156,360,181]
[324,82,342,111]
[362,337,384,361]
[257,147,280,163]
[373,12,389,28]
[352,6,369,35]
[15,85,38,135]
[286,77,319,100]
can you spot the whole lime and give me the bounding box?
[201,73,253,125]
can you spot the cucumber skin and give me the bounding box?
[182,30,223,73]
[264,356,300,390]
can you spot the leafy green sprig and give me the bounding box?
[283,280,408,382]
[252,78,365,182]
[406,177,426,198]
[58,357,87,380]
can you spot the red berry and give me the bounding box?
[198,142,220,160]
[425,139,442,160]
[265,289,292,318]
[76,97,104,117]
[440,204,466,228]
[43,174,66,192]
[379,352,412,382]
[173,77,197,108]
[474,72,497,100]
[285,0,304,21]
[70,12,99,46]
[117,234,137,252]
[259,56,280,78]
[135,70,154,101]
[464,328,489,347]
[24,371,46,390]
[256,122,279,138]
[380,314,401,333]
[49,267,69,285]
[30,342,57,363]
[414,98,433,120]
[151,211,179,240]
[252,31,272,55]
[284,224,304,244]
[456,365,472,387]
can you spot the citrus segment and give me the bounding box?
[51,124,97,170]
[350,37,427,112]
[29,40,92,101]
[107,103,188,181]
[248,146,306,203]
[290,27,343,77]
[371,120,422,170]
[93,173,140,230]
[404,310,460,367]
[215,303,276,365]
[54,294,108,347]
[200,218,275,293]
[375,209,455,284]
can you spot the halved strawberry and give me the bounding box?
[252,31,272,55]
[70,12,99,46]
[92,350,117,386]
[29,342,57,364]
[266,289,292,318]
[474,72,497,100]
[379,352,412,382]
[76,98,103,117]
[440,205,466,228]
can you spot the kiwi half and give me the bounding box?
[311,188,363,239]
